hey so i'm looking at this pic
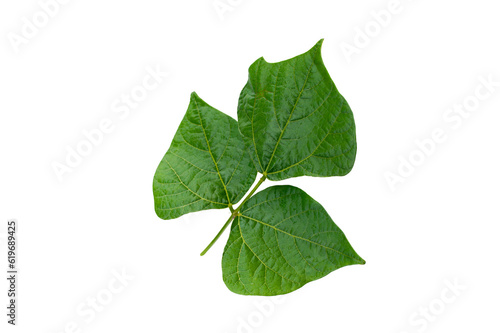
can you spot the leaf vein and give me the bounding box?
[240,214,362,263]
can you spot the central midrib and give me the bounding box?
[240,214,363,263]
[264,48,319,174]
[193,98,232,206]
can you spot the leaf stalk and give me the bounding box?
[200,173,267,256]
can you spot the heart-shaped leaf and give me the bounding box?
[222,185,365,296]
[237,39,357,181]
[153,92,257,219]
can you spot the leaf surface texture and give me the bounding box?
[237,40,357,180]
[153,93,257,219]
[222,185,365,295]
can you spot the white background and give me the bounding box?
[1,0,499,332]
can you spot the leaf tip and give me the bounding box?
[190,91,211,109]
[311,38,325,57]
[190,91,200,100]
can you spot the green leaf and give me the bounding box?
[152,40,364,296]
[153,92,257,220]
[237,39,357,181]
[222,185,365,296]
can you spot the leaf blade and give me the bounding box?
[222,185,365,296]
[153,92,257,220]
[237,39,357,181]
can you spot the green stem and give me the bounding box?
[200,173,267,256]
[199,214,235,256]
[235,173,267,211]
